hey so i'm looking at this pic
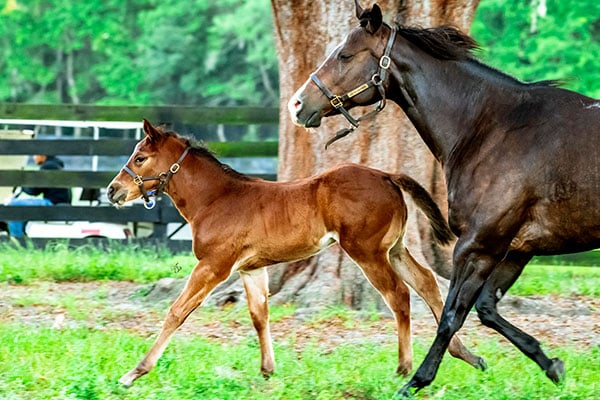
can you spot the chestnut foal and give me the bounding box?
[107,120,482,386]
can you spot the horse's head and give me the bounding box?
[107,119,189,208]
[289,1,392,129]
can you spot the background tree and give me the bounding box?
[269,0,481,309]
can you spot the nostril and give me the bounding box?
[293,99,302,110]
[107,185,114,195]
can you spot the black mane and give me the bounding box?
[161,128,251,181]
[396,24,560,88]
[396,25,478,61]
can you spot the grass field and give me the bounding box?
[0,243,599,399]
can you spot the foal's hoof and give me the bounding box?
[546,358,565,385]
[474,356,487,371]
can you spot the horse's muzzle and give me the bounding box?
[106,183,127,206]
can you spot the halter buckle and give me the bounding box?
[170,163,181,174]
[133,176,143,186]
[379,55,391,70]
[330,96,344,109]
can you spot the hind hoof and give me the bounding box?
[546,358,565,385]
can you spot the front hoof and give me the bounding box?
[119,367,145,387]
[546,358,565,385]
[475,356,487,371]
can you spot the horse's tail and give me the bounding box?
[391,174,454,245]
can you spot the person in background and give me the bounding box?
[6,154,72,238]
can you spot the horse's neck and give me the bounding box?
[165,155,238,220]
[389,51,511,165]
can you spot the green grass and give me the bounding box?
[2,243,599,297]
[0,242,194,284]
[0,324,597,400]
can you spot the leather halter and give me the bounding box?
[122,147,190,209]
[310,25,397,148]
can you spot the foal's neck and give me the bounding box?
[165,151,243,220]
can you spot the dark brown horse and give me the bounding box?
[107,120,482,386]
[289,1,600,397]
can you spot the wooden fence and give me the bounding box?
[0,103,279,249]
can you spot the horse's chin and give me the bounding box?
[304,111,323,128]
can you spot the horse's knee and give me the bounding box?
[475,298,497,327]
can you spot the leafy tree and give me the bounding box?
[0,0,278,106]
[472,0,600,98]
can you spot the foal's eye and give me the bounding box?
[135,156,146,164]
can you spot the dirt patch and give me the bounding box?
[0,281,598,351]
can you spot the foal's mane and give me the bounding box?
[395,24,560,88]
[161,129,251,181]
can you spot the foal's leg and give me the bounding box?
[343,246,414,376]
[474,254,565,384]
[390,246,485,370]
[398,236,504,397]
[240,268,275,377]
[119,261,231,386]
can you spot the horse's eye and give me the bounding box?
[135,156,146,164]
[338,53,353,62]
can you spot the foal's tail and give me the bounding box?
[391,174,455,245]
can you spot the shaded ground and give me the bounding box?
[0,280,598,352]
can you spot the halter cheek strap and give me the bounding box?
[122,147,190,209]
[311,25,397,149]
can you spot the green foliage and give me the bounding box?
[0,242,193,284]
[0,0,278,106]
[471,0,600,98]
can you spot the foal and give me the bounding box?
[107,120,482,386]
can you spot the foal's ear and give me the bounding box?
[358,3,383,34]
[142,118,161,143]
[354,0,364,19]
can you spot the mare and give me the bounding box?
[289,1,600,396]
[106,119,483,386]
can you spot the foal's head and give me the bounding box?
[289,1,390,128]
[107,119,189,207]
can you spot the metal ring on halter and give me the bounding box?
[170,163,181,174]
[144,199,156,209]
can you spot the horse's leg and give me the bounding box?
[240,268,275,377]
[397,236,504,397]
[390,246,485,370]
[342,245,414,376]
[119,261,231,386]
[474,254,565,384]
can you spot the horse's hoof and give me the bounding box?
[394,385,415,399]
[118,370,138,387]
[475,356,487,371]
[396,363,412,377]
[546,358,565,385]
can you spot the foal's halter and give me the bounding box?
[310,25,397,148]
[122,147,190,209]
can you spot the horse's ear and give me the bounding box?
[354,0,364,19]
[359,3,383,34]
[142,118,161,143]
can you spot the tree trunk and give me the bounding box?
[269,0,480,310]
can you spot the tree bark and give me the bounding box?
[269,0,480,309]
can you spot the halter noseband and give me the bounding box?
[122,146,190,209]
[310,25,397,149]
